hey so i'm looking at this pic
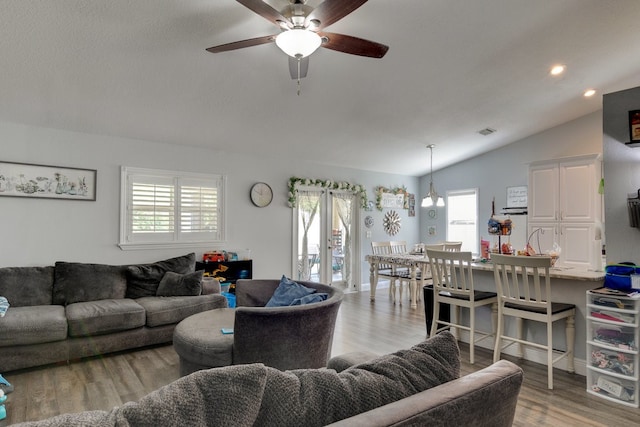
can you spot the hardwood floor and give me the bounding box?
[2,289,639,426]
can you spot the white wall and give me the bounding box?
[419,111,603,253]
[603,86,640,265]
[0,120,420,282]
[0,108,615,282]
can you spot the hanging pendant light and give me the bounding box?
[421,144,445,208]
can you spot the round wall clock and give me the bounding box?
[250,182,273,207]
[364,215,374,228]
[383,210,401,235]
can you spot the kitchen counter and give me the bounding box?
[470,261,605,281]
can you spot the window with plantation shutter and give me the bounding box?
[119,167,225,250]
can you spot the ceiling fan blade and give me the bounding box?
[289,56,309,79]
[206,35,277,53]
[307,0,368,29]
[319,32,389,58]
[236,0,290,27]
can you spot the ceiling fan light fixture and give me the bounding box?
[276,29,322,58]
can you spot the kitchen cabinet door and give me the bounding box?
[529,163,559,222]
[559,159,599,222]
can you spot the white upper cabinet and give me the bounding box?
[529,155,602,223]
[529,163,559,221]
[528,154,603,269]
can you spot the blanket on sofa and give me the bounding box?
[16,332,460,427]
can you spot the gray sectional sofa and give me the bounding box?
[0,253,227,372]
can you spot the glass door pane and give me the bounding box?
[295,190,323,282]
[329,191,357,292]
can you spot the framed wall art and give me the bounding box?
[0,161,97,201]
[629,110,640,143]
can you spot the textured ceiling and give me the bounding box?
[1,0,639,176]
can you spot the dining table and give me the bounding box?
[365,252,431,309]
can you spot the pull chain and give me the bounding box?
[297,56,302,96]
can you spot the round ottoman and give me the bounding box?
[173,308,235,376]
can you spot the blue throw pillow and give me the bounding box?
[265,275,317,307]
[290,293,329,306]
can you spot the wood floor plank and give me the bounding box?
[2,288,640,426]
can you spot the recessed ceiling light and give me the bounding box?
[550,65,565,76]
[584,89,596,97]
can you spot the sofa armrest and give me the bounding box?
[326,360,523,427]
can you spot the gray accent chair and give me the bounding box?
[174,278,344,375]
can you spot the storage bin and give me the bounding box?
[591,322,636,350]
[221,292,236,308]
[590,373,637,403]
[590,348,635,376]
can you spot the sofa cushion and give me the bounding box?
[126,253,196,299]
[135,294,228,327]
[66,299,146,337]
[265,275,317,307]
[156,270,203,297]
[0,305,67,346]
[0,266,54,307]
[53,262,128,305]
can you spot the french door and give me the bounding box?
[292,187,360,292]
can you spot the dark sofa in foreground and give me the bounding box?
[0,253,227,372]
[14,332,524,427]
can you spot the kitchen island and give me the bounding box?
[461,262,604,373]
[366,252,605,374]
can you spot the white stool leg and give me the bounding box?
[547,320,554,389]
[493,305,504,363]
[516,317,524,359]
[566,314,575,373]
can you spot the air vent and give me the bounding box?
[478,127,497,136]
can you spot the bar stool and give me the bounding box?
[491,254,575,389]
[426,249,497,364]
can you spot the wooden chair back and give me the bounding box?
[491,254,552,313]
[426,249,474,296]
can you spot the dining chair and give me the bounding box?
[442,241,463,252]
[389,240,410,301]
[491,254,575,389]
[426,249,497,364]
[371,241,400,302]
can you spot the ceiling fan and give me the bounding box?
[206,0,389,82]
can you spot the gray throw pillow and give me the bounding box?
[126,253,196,298]
[156,270,204,297]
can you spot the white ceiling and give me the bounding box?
[1,1,639,176]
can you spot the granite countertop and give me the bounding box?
[470,261,605,281]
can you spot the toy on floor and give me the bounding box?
[0,375,12,394]
[0,389,6,420]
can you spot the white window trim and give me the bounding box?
[119,166,226,251]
